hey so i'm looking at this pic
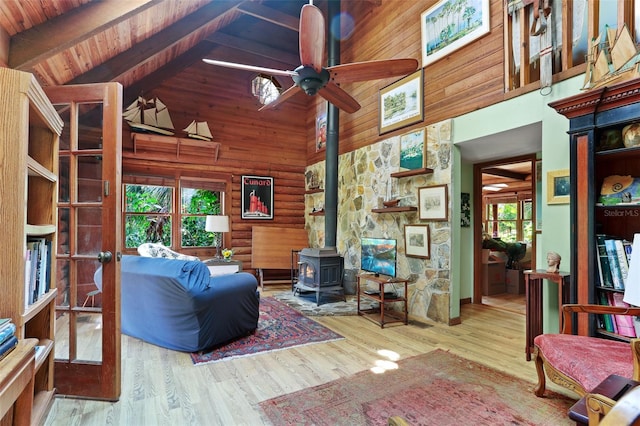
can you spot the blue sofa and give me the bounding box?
[95,255,259,352]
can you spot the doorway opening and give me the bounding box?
[474,155,537,315]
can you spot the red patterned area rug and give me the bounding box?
[190,297,343,365]
[259,349,575,425]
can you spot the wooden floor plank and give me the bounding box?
[44,286,571,425]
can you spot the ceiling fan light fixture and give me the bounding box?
[251,74,282,105]
[292,66,329,96]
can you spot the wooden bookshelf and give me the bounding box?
[550,77,640,338]
[0,68,62,425]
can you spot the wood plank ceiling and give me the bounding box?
[0,0,336,104]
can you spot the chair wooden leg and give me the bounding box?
[533,346,547,397]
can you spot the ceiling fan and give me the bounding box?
[203,2,419,113]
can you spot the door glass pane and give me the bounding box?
[59,155,70,203]
[78,155,103,202]
[77,207,102,255]
[78,102,103,150]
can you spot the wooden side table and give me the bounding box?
[203,259,243,276]
[357,274,408,328]
[568,374,640,425]
[524,269,570,361]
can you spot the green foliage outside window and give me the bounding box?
[124,184,222,249]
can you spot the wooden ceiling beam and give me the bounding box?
[123,42,214,107]
[206,32,300,67]
[68,1,243,85]
[10,0,157,70]
[483,168,529,180]
[236,2,299,32]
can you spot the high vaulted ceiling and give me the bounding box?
[1,0,383,104]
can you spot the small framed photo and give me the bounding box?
[460,192,471,227]
[418,184,448,221]
[399,128,426,170]
[405,224,430,258]
[241,175,274,219]
[315,111,327,152]
[547,169,570,205]
[379,69,424,135]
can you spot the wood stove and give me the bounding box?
[294,247,345,305]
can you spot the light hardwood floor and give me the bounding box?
[44,286,572,425]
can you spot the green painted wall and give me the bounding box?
[451,75,584,332]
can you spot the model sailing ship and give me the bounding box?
[183,120,213,141]
[123,96,175,135]
[582,24,640,90]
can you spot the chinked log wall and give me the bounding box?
[122,60,309,272]
[123,0,507,272]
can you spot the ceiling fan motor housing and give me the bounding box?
[292,65,330,95]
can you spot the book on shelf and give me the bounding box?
[25,237,52,307]
[596,234,614,288]
[599,292,616,333]
[0,322,16,345]
[0,335,18,362]
[605,238,625,290]
[614,239,631,288]
[610,292,637,338]
[624,234,640,306]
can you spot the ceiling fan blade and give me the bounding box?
[328,58,419,84]
[299,4,325,73]
[318,82,361,113]
[202,59,297,77]
[258,85,301,111]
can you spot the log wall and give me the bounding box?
[122,62,309,270]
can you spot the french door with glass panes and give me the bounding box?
[45,83,122,400]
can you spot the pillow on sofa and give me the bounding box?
[137,243,199,261]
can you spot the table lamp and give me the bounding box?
[205,215,229,258]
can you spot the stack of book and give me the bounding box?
[24,237,52,308]
[596,234,633,290]
[0,318,18,362]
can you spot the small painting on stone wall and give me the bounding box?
[419,184,448,221]
[405,224,430,258]
[399,128,426,170]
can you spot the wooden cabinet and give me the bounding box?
[0,69,63,424]
[550,77,640,337]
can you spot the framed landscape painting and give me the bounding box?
[420,0,490,67]
[379,69,424,135]
[418,184,448,221]
[399,128,426,170]
[405,224,430,258]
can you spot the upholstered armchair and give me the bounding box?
[533,304,640,398]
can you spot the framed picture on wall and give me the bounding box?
[316,109,327,152]
[547,169,570,205]
[399,128,426,170]
[405,224,430,258]
[418,184,448,221]
[241,175,274,219]
[379,69,424,135]
[420,0,490,67]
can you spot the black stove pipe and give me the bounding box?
[324,0,340,249]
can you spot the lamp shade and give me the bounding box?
[205,215,229,233]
